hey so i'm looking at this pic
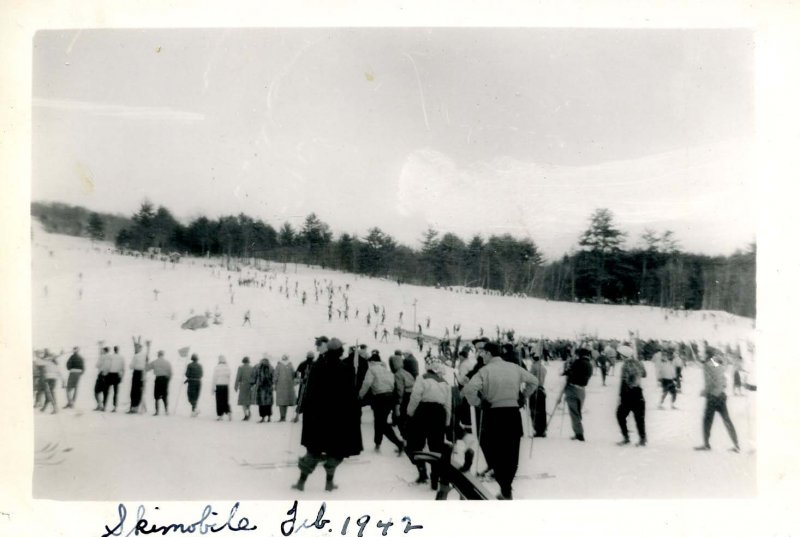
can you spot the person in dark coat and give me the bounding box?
[293,350,316,422]
[253,356,274,422]
[185,354,204,416]
[64,346,85,409]
[293,338,363,492]
[562,347,594,441]
[235,357,254,421]
[528,353,548,437]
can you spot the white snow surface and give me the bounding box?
[31,226,756,500]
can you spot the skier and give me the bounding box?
[128,339,149,414]
[616,345,647,446]
[529,351,548,437]
[406,357,452,488]
[235,357,255,421]
[381,327,389,343]
[695,349,740,452]
[562,347,593,441]
[243,310,251,326]
[359,350,405,454]
[93,344,111,411]
[185,354,203,417]
[462,342,538,500]
[655,348,678,409]
[147,350,173,416]
[64,346,85,409]
[105,346,125,412]
[40,350,65,414]
[213,356,232,421]
[274,354,296,422]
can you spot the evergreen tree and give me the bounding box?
[88,212,105,241]
[578,208,626,300]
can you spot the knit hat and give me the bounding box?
[327,338,343,351]
[306,351,315,359]
[315,335,329,345]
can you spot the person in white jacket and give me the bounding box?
[213,356,232,421]
[359,350,405,454]
[406,357,453,488]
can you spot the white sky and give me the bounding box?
[32,28,755,259]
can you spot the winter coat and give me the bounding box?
[702,360,727,397]
[274,360,297,406]
[407,370,452,424]
[394,369,415,401]
[43,359,64,382]
[655,355,676,380]
[146,357,172,378]
[300,348,363,459]
[212,363,231,386]
[403,355,420,378]
[530,360,547,387]
[389,354,404,374]
[66,353,84,374]
[235,364,255,406]
[564,356,593,387]
[185,361,203,381]
[252,361,274,407]
[359,361,395,399]
[463,356,538,409]
[620,358,647,392]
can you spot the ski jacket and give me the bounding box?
[620,358,646,392]
[359,361,395,399]
[655,356,676,380]
[564,357,593,387]
[130,352,147,371]
[530,360,547,386]
[96,353,112,374]
[108,354,125,375]
[463,356,538,409]
[66,353,84,373]
[394,369,415,400]
[212,363,231,385]
[407,371,452,424]
[43,359,63,381]
[185,361,203,381]
[702,361,727,397]
[147,357,172,378]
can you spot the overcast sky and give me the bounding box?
[32,28,755,259]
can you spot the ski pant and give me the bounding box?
[702,394,738,448]
[600,366,608,385]
[154,376,169,409]
[675,367,683,391]
[529,386,547,436]
[617,386,646,442]
[215,385,230,416]
[41,379,58,411]
[370,393,403,449]
[94,373,106,401]
[298,451,342,481]
[660,379,677,404]
[66,372,82,405]
[564,384,586,437]
[187,380,201,410]
[130,369,144,409]
[407,402,446,484]
[104,373,121,409]
[395,391,412,440]
[479,406,523,499]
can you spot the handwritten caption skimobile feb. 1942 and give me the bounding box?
[100,501,423,537]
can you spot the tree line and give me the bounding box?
[31,201,755,318]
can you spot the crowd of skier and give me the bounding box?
[32,327,753,500]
